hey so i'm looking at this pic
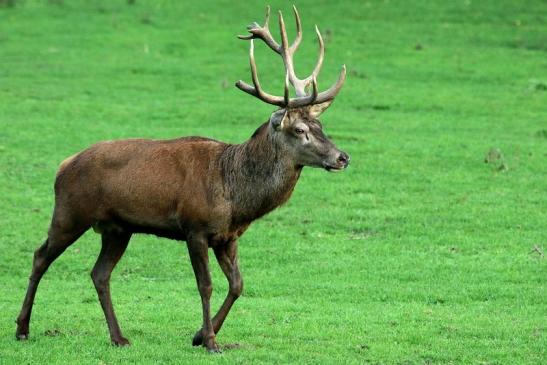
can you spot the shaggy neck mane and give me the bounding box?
[220,122,302,225]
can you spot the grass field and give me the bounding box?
[0,1,546,364]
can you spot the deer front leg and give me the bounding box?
[192,239,242,346]
[187,233,220,353]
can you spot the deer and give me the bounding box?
[15,6,350,353]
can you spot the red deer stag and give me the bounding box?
[15,6,349,353]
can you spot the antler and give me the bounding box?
[236,5,346,108]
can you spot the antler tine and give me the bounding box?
[248,40,261,92]
[235,39,285,107]
[238,6,280,53]
[290,5,302,53]
[284,70,290,106]
[278,9,307,97]
[311,75,319,101]
[313,65,347,104]
[278,10,290,53]
[264,5,271,28]
[304,25,325,86]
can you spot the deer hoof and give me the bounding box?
[15,326,29,341]
[111,336,130,347]
[192,330,204,346]
[16,333,29,341]
[204,336,221,353]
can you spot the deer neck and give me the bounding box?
[221,122,302,224]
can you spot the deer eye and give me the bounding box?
[295,128,305,135]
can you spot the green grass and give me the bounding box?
[1,0,546,364]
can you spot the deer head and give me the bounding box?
[236,6,350,172]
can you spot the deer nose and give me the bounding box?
[337,152,350,167]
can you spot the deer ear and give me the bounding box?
[307,100,333,119]
[270,109,289,130]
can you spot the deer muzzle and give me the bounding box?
[323,150,350,172]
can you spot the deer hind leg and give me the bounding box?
[192,239,242,347]
[15,218,89,340]
[91,230,131,346]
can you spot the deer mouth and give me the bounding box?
[323,164,345,172]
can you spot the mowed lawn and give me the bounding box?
[0,1,545,364]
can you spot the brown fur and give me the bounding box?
[50,128,301,244]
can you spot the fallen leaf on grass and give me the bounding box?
[484,148,509,172]
[44,329,62,337]
[222,343,241,350]
[484,148,502,163]
[529,245,544,258]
